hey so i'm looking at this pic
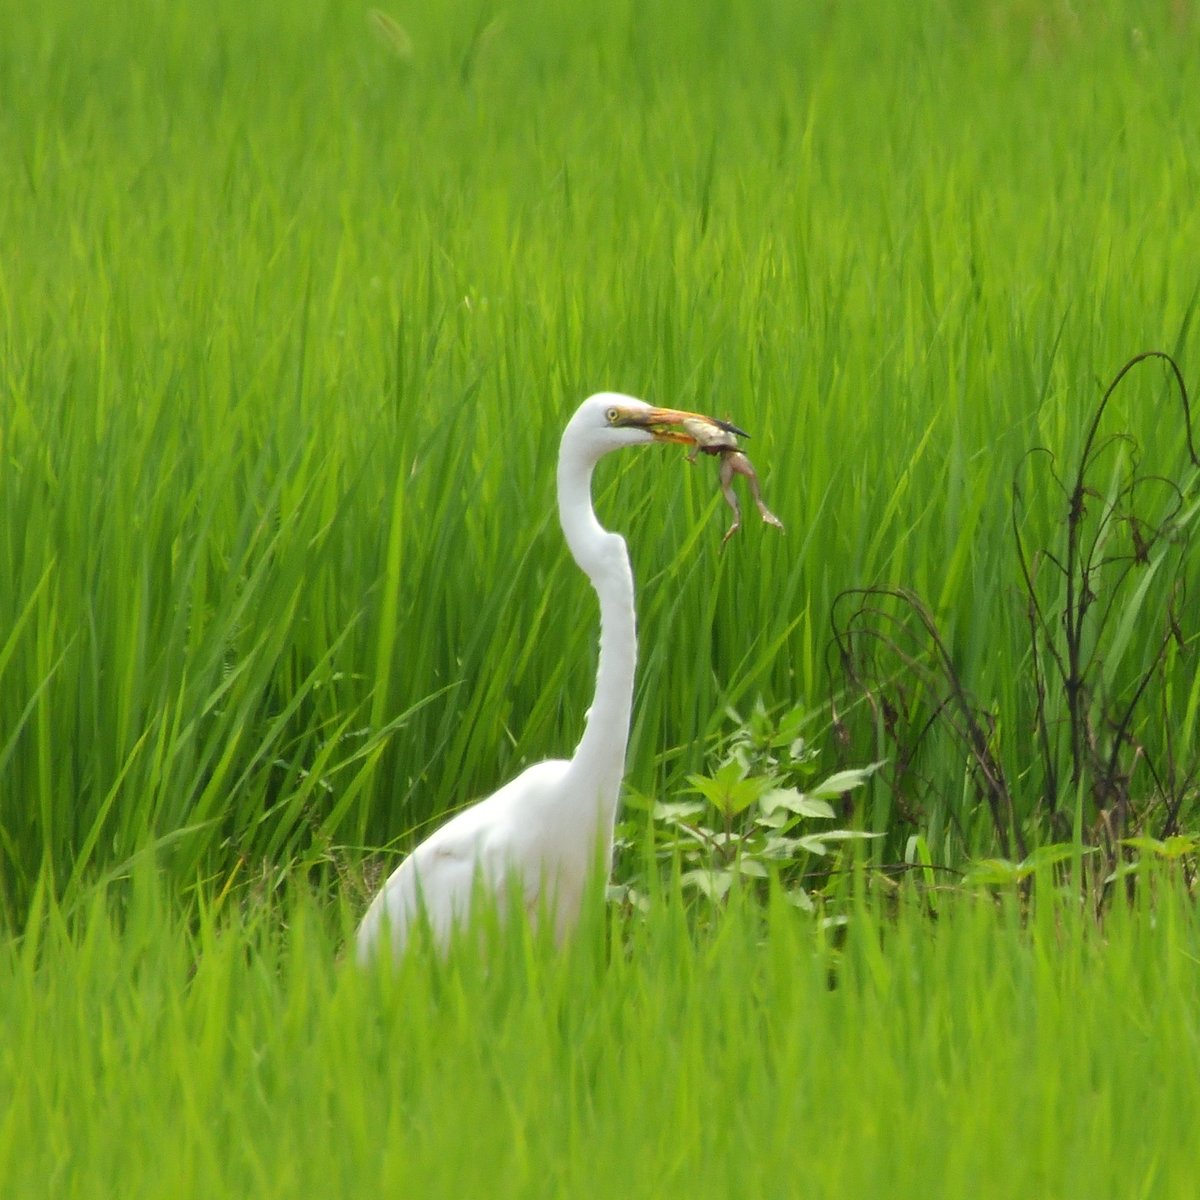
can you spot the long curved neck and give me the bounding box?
[556,442,636,821]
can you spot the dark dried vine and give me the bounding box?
[829,351,1199,875]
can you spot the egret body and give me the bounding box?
[356,394,730,961]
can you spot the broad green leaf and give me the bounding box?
[1024,843,1096,870]
[1103,861,1145,884]
[963,858,1025,886]
[807,760,887,799]
[651,800,706,822]
[760,788,837,820]
[761,836,803,857]
[802,829,882,844]
[796,835,830,856]
[1120,835,1198,860]
[680,869,734,901]
[736,858,770,878]
[755,810,790,829]
[1119,835,1167,855]
[687,763,770,817]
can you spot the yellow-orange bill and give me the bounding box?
[612,406,750,447]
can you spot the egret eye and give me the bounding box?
[606,407,620,424]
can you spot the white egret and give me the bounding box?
[356,393,745,962]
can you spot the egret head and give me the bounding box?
[565,393,749,462]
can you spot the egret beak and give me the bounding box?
[611,406,751,449]
[612,402,783,548]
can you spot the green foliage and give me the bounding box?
[4,6,1199,1186]
[621,703,883,910]
[2,0,1200,920]
[1108,833,1200,884]
[963,843,1098,888]
[3,872,1200,1198]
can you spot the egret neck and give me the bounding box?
[555,434,637,831]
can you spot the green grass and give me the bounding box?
[2,874,1199,1199]
[2,0,1200,1192]
[3,0,1200,909]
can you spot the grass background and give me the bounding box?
[2,0,1200,1193]
[4,869,1200,1199]
[3,0,1198,911]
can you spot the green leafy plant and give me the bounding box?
[962,843,1097,889]
[619,703,883,911]
[832,354,1200,885]
[1105,832,1200,885]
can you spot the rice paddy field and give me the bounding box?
[2,0,1200,1194]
